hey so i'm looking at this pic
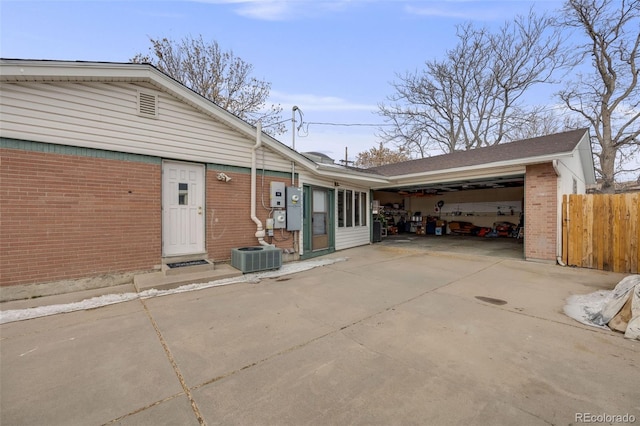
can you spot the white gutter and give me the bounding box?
[311,166,389,185]
[251,122,271,247]
[552,159,564,264]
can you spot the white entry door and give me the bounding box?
[162,161,205,257]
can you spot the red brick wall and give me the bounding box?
[0,147,296,287]
[524,163,558,261]
[0,148,161,287]
[205,171,295,261]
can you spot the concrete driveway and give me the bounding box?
[1,245,638,425]
[382,233,524,259]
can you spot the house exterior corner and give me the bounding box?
[524,163,559,262]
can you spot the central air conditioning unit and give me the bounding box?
[231,246,282,273]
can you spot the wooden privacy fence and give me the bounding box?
[562,193,639,274]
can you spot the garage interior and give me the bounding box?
[372,174,525,259]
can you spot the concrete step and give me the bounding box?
[134,263,242,292]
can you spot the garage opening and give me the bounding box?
[372,175,525,259]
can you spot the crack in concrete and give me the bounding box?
[190,327,338,391]
[138,298,206,425]
[189,258,508,391]
[101,392,185,425]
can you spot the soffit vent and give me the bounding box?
[138,91,158,118]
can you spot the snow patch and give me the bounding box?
[0,257,347,325]
[0,293,139,324]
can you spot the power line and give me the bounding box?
[305,121,394,127]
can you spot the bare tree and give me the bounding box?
[354,142,411,168]
[378,10,572,156]
[558,0,640,192]
[508,108,586,141]
[131,35,285,134]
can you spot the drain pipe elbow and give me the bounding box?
[252,122,272,247]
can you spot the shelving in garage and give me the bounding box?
[374,179,525,240]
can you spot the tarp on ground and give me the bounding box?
[564,275,640,340]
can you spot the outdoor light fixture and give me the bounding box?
[217,172,232,182]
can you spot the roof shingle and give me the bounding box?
[368,128,588,177]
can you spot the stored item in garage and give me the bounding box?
[448,221,478,235]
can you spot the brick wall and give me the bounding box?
[0,148,161,287]
[0,147,296,288]
[205,171,295,261]
[524,163,558,261]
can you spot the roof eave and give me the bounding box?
[312,164,389,184]
[385,152,575,182]
[1,59,323,170]
[575,130,597,185]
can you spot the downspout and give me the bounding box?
[552,159,565,265]
[291,106,298,186]
[252,122,271,246]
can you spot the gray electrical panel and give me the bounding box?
[273,210,286,229]
[286,186,302,231]
[270,182,285,208]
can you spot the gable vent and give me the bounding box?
[137,91,158,118]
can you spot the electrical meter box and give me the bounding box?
[273,211,286,229]
[286,186,302,231]
[270,182,285,208]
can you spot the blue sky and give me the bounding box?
[1,0,566,162]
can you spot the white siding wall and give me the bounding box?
[557,154,587,195]
[335,183,371,251]
[0,81,292,172]
[298,174,372,251]
[335,226,371,251]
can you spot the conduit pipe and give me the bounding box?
[252,122,271,246]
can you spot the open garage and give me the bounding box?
[373,175,525,258]
[367,129,596,263]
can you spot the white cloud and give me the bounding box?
[234,1,294,20]
[271,90,377,112]
[189,0,535,22]
[403,4,501,20]
[190,0,358,21]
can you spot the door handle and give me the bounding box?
[198,206,203,215]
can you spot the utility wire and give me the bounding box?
[305,121,394,127]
